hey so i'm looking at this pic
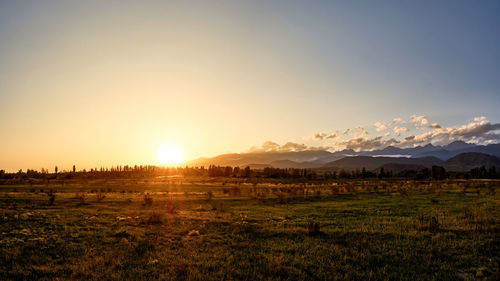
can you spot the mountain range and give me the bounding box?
[188,141,500,172]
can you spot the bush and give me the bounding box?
[143,193,153,205]
[75,192,85,203]
[206,191,213,201]
[166,198,176,214]
[307,220,320,235]
[231,186,241,196]
[48,194,55,205]
[147,212,163,224]
[96,191,105,201]
[417,212,440,232]
[210,200,226,212]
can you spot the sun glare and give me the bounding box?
[157,144,184,165]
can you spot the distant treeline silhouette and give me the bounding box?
[0,164,498,183]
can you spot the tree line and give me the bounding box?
[0,164,498,182]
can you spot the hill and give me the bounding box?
[443,152,500,171]
[322,156,442,171]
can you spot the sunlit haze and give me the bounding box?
[157,144,184,165]
[1,1,499,172]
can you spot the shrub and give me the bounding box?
[417,212,440,232]
[307,220,321,235]
[75,192,85,203]
[48,192,55,206]
[275,192,286,203]
[96,191,105,201]
[231,186,241,196]
[147,211,163,224]
[398,187,408,197]
[206,191,213,201]
[210,200,226,212]
[143,193,153,205]
[166,199,176,214]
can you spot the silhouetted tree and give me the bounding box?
[431,166,446,180]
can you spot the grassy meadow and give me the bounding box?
[1,179,499,280]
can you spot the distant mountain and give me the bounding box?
[444,140,476,151]
[186,142,500,169]
[269,160,323,169]
[414,143,500,159]
[378,163,427,173]
[443,152,500,171]
[322,156,442,171]
[187,150,333,167]
[246,163,273,169]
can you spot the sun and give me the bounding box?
[157,144,184,165]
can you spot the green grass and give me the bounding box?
[1,180,499,280]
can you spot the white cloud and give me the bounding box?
[429,123,442,130]
[399,117,500,147]
[338,136,399,151]
[280,142,307,152]
[249,141,315,153]
[392,118,404,124]
[410,115,429,126]
[393,126,409,134]
[326,133,338,139]
[314,132,338,140]
[355,130,369,138]
[314,133,327,140]
[258,116,500,154]
[374,122,388,132]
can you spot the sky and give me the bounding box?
[1,0,499,171]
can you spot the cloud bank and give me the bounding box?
[248,141,323,153]
[248,115,500,154]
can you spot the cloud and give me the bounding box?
[410,115,429,128]
[392,118,404,124]
[399,117,500,147]
[248,141,312,153]
[393,126,409,134]
[405,135,415,141]
[338,136,399,151]
[314,133,327,140]
[314,132,338,140]
[355,130,369,138]
[326,133,338,139]
[429,123,442,130]
[261,141,280,152]
[374,122,388,132]
[250,116,500,154]
[281,142,307,152]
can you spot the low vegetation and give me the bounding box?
[0,178,499,280]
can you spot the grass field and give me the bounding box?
[1,179,499,280]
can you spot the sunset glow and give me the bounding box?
[0,1,498,172]
[157,144,184,165]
